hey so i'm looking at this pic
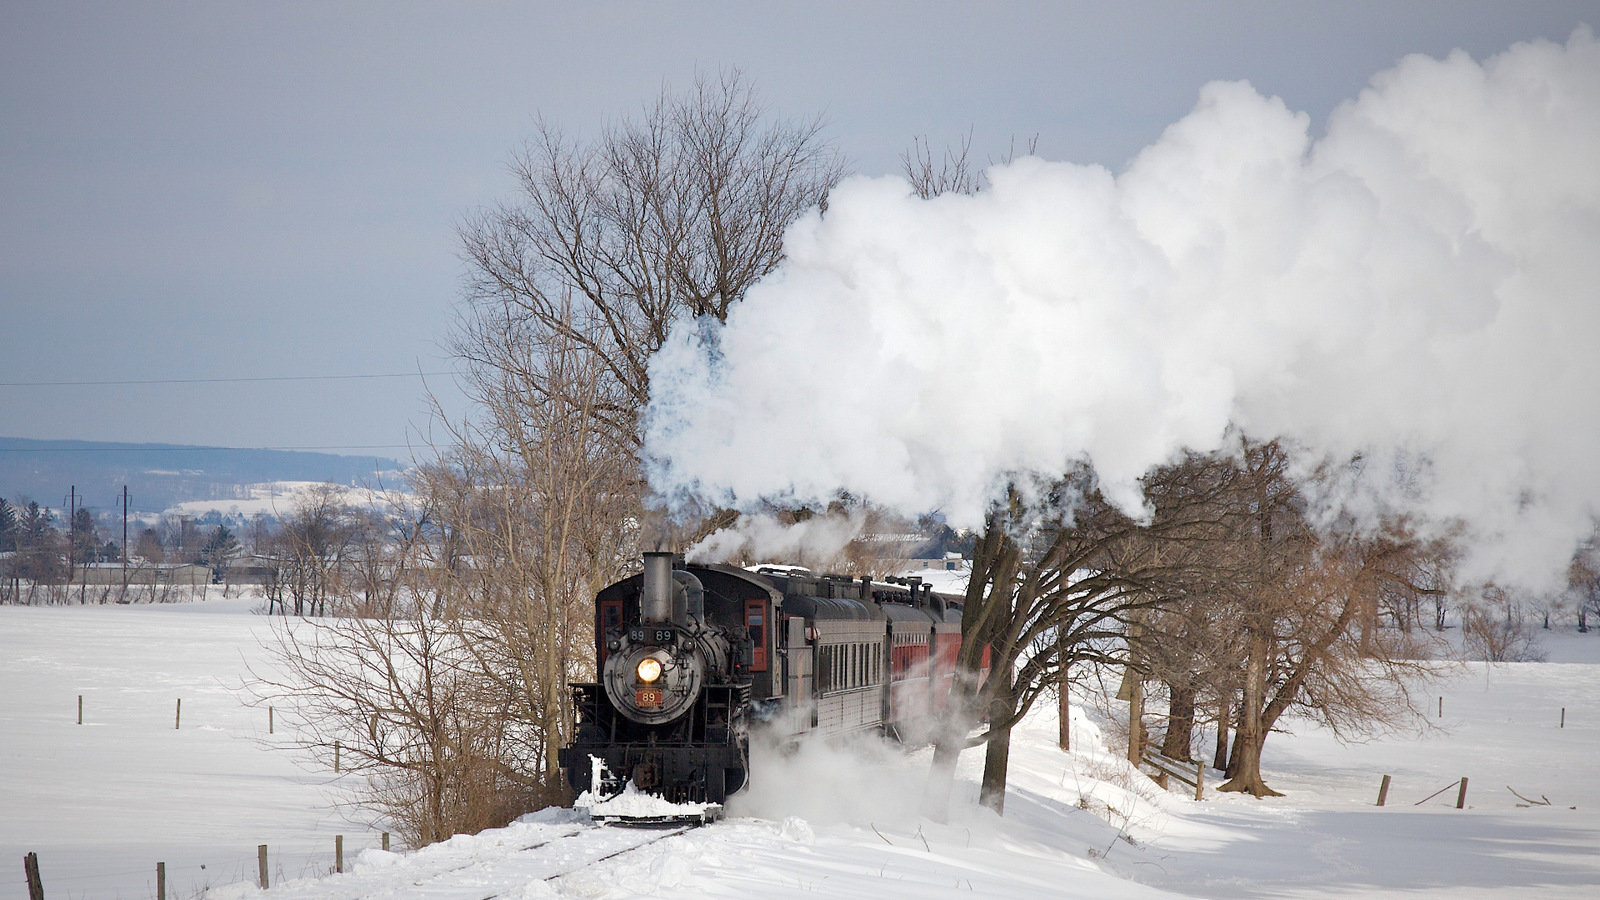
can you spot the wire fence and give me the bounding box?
[19,831,396,899]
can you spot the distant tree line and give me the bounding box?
[0,494,252,603]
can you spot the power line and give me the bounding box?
[0,444,416,453]
[0,372,456,387]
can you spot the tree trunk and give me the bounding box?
[924,731,962,821]
[924,667,981,821]
[1162,684,1195,761]
[1057,649,1071,751]
[1126,675,1144,765]
[1212,695,1229,771]
[541,614,562,780]
[979,676,1016,814]
[1220,723,1281,797]
[979,722,1012,814]
[1057,681,1071,752]
[1218,628,1282,796]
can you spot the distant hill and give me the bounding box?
[0,437,406,515]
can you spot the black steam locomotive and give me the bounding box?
[558,552,972,811]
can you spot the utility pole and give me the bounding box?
[122,486,129,598]
[69,485,77,601]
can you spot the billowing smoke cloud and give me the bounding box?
[646,30,1600,592]
[686,509,867,568]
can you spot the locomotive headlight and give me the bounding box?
[636,657,663,684]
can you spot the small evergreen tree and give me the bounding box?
[0,498,16,553]
[15,501,65,583]
[199,526,241,571]
[71,507,97,565]
[20,501,51,545]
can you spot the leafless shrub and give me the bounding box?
[1462,588,1548,662]
[250,609,556,846]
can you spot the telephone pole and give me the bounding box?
[68,484,77,600]
[121,485,130,597]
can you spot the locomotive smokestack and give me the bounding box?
[642,552,674,624]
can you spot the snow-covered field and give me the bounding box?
[0,593,362,899]
[4,595,1600,899]
[164,480,399,523]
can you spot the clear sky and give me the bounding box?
[1,1,1592,456]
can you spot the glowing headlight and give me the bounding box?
[636,657,663,683]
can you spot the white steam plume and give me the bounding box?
[646,30,1600,592]
[686,509,867,568]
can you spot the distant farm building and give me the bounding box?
[71,562,214,586]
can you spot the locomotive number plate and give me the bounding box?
[635,687,664,707]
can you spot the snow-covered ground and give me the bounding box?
[4,595,1599,899]
[0,592,362,899]
[163,480,400,522]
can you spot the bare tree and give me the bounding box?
[270,484,358,616]
[251,605,544,846]
[1461,584,1547,662]
[928,457,1236,815]
[1211,442,1442,797]
[1142,585,1247,764]
[458,68,843,451]
[1568,526,1600,632]
[900,130,1037,201]
[417,304,639,781]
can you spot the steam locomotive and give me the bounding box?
[558,552,972,810]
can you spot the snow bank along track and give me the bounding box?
[342,821,696,899]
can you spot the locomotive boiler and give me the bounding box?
[558,551,974,813]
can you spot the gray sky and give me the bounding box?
[2,1,1593,456]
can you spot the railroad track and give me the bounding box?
[341,821,699,899]
[536,824,694,885]
[396,825,589,892]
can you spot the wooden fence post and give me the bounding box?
[1561,707,1565,728]
[1377,774,1392,806]
[269,706,274,734]
[258,844,269,889]
[175,698,181,730]
[335,835,344,874]
[1438,696,1443,718]
[382,831,390,851]
[157,861,166,900]
[24,852,44,900]
[77,695,83,725]
[1456,777,1469,809]
[334,740,341,773]
[1194,763,1204,801]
